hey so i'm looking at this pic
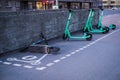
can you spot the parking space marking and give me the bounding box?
[60,57,67,60]
[83,46,87,49]
[13,64,22,67]
[3,62,12,65]
[66,54,72,57]
[70,52,76,55]
[79,48,84,50]
[0,29,119,71]
[46,63,54,67]
[24,65,33,69]
[53,59,61,63]
[36,67,47,71]
[75,50,80,53]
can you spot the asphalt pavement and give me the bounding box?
[0,10,120,80]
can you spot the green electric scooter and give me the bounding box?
[97,8,116,30]
[84,9,109,34]
[63,10,92,41]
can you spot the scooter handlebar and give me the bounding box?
[89,9,95,12]
[100,8,104,11]
[99,6,104,11]
[69,9,73,12]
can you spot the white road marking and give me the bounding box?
[60,57,67,60]
[86,44,90,47]
[46,63,54,67]
[66,54,71,57]
[3,62,12,65]
[13,64,22,67]
[83,46,87,49]
[89,42,94,45]
[75,50,80,53]
[24,65,33,69]
[53,59,61,63]
[36,67,47,70]
[70,52,76,55]
[79,48,84,50]
[0,61,3,63]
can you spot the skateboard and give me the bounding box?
[29,44,60,54]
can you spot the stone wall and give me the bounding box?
[0,9,99,54]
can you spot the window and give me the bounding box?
[5,1,12,7]
[71,3,80,9]
[111,1,115,4]
[28,2,33,10]
[36,2,43,10]
[82,3,90,9]
[0,1,1,7]
[15,1,20,8]
[103,1,107,3]
[59,2,68,9]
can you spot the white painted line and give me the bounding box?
[46,63,54,67]
[79,48,84,50]
[83,46,87,49]
[89,42,94,45]
[86,44,90,47]
[0,61,3,63]
[70,52,76,55]
[3,62,12,65]
[75,50,80,53]
[53,59,61,63]
[66,54,71,57]
[36,67,47,71]
[13,64,22,67]
[60,57,67,60]
[24,65,33,69]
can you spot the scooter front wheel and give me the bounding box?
[102,27,109,34]
[110,24,116,30]
[86,33,92,41]
[63,33,68,40]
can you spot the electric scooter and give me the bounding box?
[63,10,92,41]
[97,8,116,30]
[84,9,109,34]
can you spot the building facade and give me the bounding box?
[102,0,120,8]
[0,0,101,12]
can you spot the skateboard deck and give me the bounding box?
[28,44,60,54]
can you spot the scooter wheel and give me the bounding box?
[47,46,60,53]
[111,24,116,30]
[63,33,68,40]
[102,27,109,34]
[86,33,92,41]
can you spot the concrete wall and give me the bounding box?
[0,9,99,54]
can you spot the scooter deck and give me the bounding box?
[28,44,60,54]
[89,29,105,33]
